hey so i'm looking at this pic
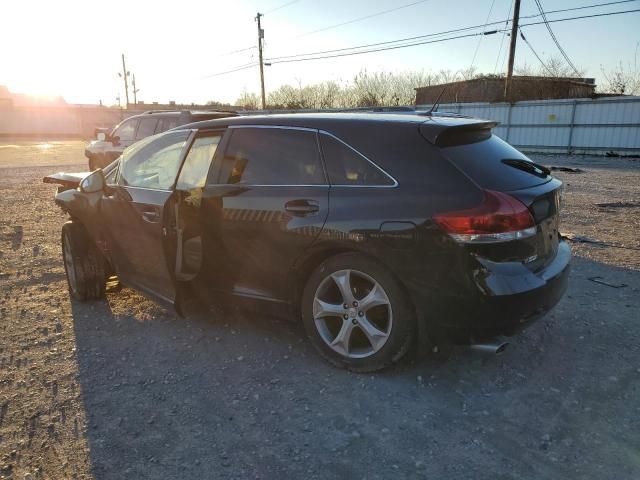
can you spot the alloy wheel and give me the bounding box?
[313,269,393,359]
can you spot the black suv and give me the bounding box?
[47,112,570,372]
[84,110,237,170]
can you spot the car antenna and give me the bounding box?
[426,86,447,115]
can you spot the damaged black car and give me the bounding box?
[44,112,570,372]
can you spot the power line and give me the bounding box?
[539,0,638,15]
[469,0,496,71]
[294,0,431,39]
[534,0,580,75]
[202,5,640,78]
[211,0,637,63]
[519,28,553,76]
[521,6,640,26]
[494,0,513,73]
[266,8,640,66]
[265,0,301,15]
[210,0,306,59]
[213,46,257,59]
[269,30,500,65]
[267,1,639,62]
[269,21,501,62]
[201,62,259,79]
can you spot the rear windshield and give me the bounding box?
[441,135,551,191]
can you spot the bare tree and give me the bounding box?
[515,56,585,78]
[457,66,479,81]
[235,90,260,109]
[600,57,640,95]
[206,100,232,107]
[236,53,640,111]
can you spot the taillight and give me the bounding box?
[434,190,536,243]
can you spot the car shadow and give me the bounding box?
[70,255,640,479]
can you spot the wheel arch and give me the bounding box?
[287,244,420,330]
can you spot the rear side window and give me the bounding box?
[320,134,395,186]
[136,118,158,140]
[217,128,325,185]
[442,135,551,191]
[156,118,178,133]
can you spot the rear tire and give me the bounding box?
[301,253,415,372]
[61,221,106,301]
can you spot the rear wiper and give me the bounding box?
[502,159,550,178]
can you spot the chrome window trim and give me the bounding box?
[205,124,399,188]
[212,184,330,188]
[122,185,173,193]
[318,130,399,188]
[228,124,317,133]
[217,125,327,186]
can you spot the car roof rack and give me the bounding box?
[141,109,238,115]
[241,106,418,115]
[338,106,416,113]
[240,106,474,119]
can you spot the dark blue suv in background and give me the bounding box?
[84,110,236,170]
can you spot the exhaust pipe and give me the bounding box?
[469,339,510,355]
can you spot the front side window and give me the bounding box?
[320,134,395,186]
[112,118,138,142]
[119,130,190,189]
[218,128,325,185]
[136,118,158,140]
[176,134,222,190]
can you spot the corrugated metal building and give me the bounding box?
[415,76,596,104]
[416,96,640,155]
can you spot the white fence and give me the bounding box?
[418,96,640,155]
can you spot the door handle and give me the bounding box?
[284,199,320,216]
[141,209,160,223]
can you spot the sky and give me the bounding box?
[1,0,639,105]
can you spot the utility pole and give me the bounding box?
[256,12,266,109]
[120,53,130,107]
[504,0,521,102]
[132,74,138,104]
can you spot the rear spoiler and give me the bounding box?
[43,171,88,189]
[419,118,498,147]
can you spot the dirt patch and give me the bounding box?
[531,153,640,271]
[1,143,639,479]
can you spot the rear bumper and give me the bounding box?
[426,240,571,339]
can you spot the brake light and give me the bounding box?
[434,190,536,243]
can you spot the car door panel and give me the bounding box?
[200,185,329,301]
[198,126,329,303]
[99,129,192,305]
[100,187,175,303]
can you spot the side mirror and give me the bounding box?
[79,169,106,193]
[111,135,120,145]
[97,132,106,142]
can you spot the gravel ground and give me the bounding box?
[0,140,639,479]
